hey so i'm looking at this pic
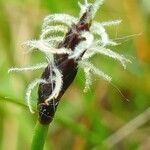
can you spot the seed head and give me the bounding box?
[8,0,131,124]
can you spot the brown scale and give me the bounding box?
[38,9,92,124]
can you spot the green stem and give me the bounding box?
[31,121,49,150]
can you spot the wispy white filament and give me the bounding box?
[45,36,64,45]
[8,63,47,73]
[92,0,104,18]
[83,67,92,92]
[85,46,131,68]
[24,36,64,53]
[91,22,117,46]
[80,60,112,82]
[45,67,63,104]
[26,78,47,113]
[24,40,71,55]
[42,14,77,29]
[41,25,68,40]
[100,20,122,26]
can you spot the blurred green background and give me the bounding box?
[0,0,150,150]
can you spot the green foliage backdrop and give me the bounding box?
[0,0,150,149]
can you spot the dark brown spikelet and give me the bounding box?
[38,9,92,124]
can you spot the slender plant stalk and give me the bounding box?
[31,121,49,150]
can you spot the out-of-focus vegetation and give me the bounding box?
[0,0,150,149]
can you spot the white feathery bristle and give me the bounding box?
[8,63,47,73]
[82,49,96,60]
[45,67,63,104]
[24,40,52,53]
[23,37,63,53]
[100,20,122,26]
[84,0,88,5]
[24,40,71,55]
[42,14,77,29]
[80,60,112,82]
[45,36,64,48]
[69,31,94,59]
[40,25,68,40]
[83,67,92,92]
[90,46,131,69]
[26,79,47,113]
[91,23,111,46]
[46,36,64,43]
[78,1,83,9]
[91,20,122,46]
[94,39,118,47]
[92,0,104,18]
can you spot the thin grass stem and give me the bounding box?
[31,121,49,150]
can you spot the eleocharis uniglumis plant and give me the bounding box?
[9,0,131,125]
